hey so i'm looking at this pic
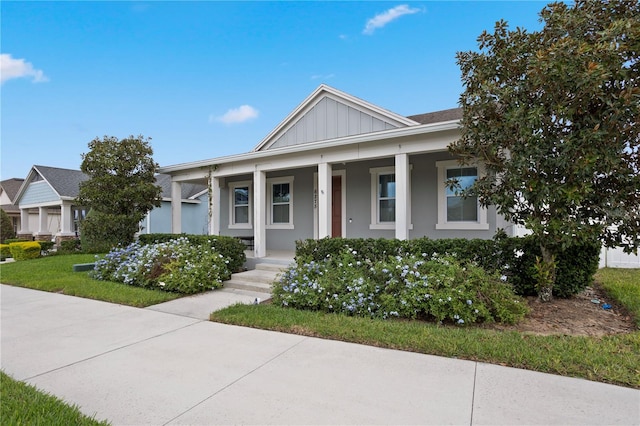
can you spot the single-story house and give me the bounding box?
[1,178,24,234]
[158,84,515,258]
[13,165,208,243]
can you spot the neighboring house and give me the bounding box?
[14,165,88,243]
[0,178,25,234]
[142,174,208,235]
[13,165,209,244]
[158,84,514,258]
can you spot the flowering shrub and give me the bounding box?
[93,238,231,294]
[273,246,528,325]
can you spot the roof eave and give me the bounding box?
[158,119,460,175]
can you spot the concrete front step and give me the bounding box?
[223,265,284,295]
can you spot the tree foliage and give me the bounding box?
[1,209,16,242]
[451,0,639,299]
[76,135,162,252]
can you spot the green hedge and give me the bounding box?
[3,238,33,244]
[9,242,41,261]
[138,234,247,272]
[0,244,11,260]
[58,239,82,253]
[39,241,55,253]
[295,235,601,299]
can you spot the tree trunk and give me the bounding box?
[537,244,556,302]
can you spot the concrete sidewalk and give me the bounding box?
[1,284,638,425]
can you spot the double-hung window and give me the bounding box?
[229,181,251,228]
[436,160,488,230]
[370,167,396,229]
[267,177,294,229]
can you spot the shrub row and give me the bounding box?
[274,246,529,324]
[0,244,11,260]
[8,242,42,261]
[295,234,601,298]
[93,238,232,294]
[138,233,246,272]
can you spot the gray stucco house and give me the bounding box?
[13,165,208,243]
[159,84,515,258]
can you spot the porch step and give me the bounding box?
[224,264,285,296]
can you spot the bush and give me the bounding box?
[1,208,15,242]
[295,235,601,299]
[495,234,601,298]
[3,238,33,244]
[9,242,41,261]
[58,239,82,254]
[39,241,55,254]
[93,238,232,294]
[79,210,140,253]
[0,244,11,260]
[274,246,528,325]
[138,233,246,272]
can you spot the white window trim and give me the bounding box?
[228,180,252,229]
[267,176,294,230]
[435,160,489,230]
[369,166,412,230]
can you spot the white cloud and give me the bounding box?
[211,105,259,124]
[363,4,421,35]
[0,54,49,84]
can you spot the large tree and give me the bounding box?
[76,135,162,252]
[450,0,639,300]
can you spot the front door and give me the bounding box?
[332,175,342,237]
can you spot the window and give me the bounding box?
[436,160,488,230]
[267,177,294,229]
[378,172,396,222]
[369,166,412,230]
[229,181,251,228]
[446,167,478,222]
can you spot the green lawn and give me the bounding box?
[211,268,640,389]
[0,254,180,307]
[0,371,110,426]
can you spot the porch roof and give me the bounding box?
[158,118,461,177]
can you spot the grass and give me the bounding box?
[596,268,640,328]
[211,268,640,389]
[0,371,110,425]
[0,254,180,307]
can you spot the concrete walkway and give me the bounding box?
[1,284,638,425]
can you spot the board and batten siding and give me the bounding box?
[268,97,398,150]
[20,181,59,205]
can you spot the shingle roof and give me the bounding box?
[407,108,462,125]
[33,165,89,198]
[155,174,207,199]
[1,178,25,202]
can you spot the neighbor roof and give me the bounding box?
[407,108,463,125]
[33,165,89,198]
[155,174,207,199]
[0,178,25,212]
[1,178,25,202]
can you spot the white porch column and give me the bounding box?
[59,202,74,235]
[171,181,182,234]
[38,207,49,234]
[395,153,409,240]
[209,175,220,235]
[253,169,266,258]
[317,162,332,238]
[19,209,30,233]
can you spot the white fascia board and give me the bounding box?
[18,200,63,209]
[159,120,460,176]
[160,197,201,204]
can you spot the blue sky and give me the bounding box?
[1,1,547,180]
